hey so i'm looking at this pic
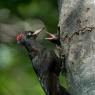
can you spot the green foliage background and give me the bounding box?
[0,0,58,32]
[0,0,68,95]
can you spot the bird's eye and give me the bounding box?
[27,32,32,36]
[25,31,33,38]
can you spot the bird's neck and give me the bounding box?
[23,39,45,59]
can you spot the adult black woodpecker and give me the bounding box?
[16,28,70,95]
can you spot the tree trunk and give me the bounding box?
[58,0,95,95]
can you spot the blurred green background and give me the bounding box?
[0,0,68,95]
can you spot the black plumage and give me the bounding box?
[16,30,70,95]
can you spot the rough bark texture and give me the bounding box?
[59,0,95,95]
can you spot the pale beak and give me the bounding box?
[45,32,57,40]
[45,32,61,46]
[32,27,45,35]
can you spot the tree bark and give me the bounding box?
[58,0,95,95]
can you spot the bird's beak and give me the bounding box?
[45,32,57,40]
[45,32,61,46]
[32,27,45,36]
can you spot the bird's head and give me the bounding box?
[16,28,45,57]
[16,28,44,44]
